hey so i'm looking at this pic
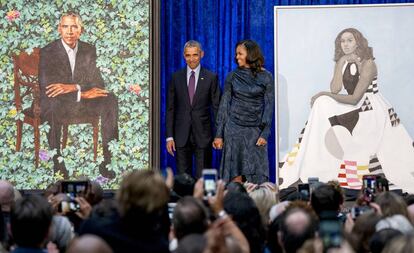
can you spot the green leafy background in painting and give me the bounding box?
[0,0,150,189]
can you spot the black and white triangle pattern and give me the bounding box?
[388,108,400,127]
[297,121,308,144]
[360,97,373,112]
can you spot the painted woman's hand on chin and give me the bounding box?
[344,53,361,63]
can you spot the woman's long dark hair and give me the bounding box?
[235,39,264,76]
[334,28,374,62]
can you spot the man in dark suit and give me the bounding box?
[166,40,220,178]
[39,12,118,178]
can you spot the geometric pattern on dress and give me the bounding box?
[298,127,306,144]
[366,78,378,94]
[368,154,383,174]
[359,97,373,112]
[337,160,369,189]
[367,154,395,188]
[388,108,400,127]
[280,122,308,167]
[298,121,308,144]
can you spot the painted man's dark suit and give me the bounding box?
[39,39,118,169]
[166,67,220,178]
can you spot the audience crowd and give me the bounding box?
[0,170,414,253]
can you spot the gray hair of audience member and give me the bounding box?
[375,214,414,235]
[172,196,209,240]
[249,186,277,225]
[48,215,74,252]
[0,180,15,211]
[381,233,414,253]
[88,181,104,206]
[66,234,113,253]
[269,201,290,223]
[375,191,409,218]
[183,40,203,52]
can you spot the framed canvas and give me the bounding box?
[274,4,414,191]
[0,0,158,189]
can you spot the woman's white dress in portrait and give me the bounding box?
[279,62,414,193]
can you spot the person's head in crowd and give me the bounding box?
[349,211,381,253]
[11,195,53,249]
[175,234,206,253]
[89,199,119,220]
[173,173,196,199]
[117,170,169,217]
[249,186,277,225]
[224,191,265,253]
[44,181,62,199]
[85,181,104,206]
[278,203,318,253]
[375,191,408,218]
[267,213,284,253]
[225,181,247,194]
[260,182,279,202]
[269,201,290,223]
[310,183,343,218]
[381,233,414,253]
[0,180,15,212]
[326,180,344,199]
[369,228,403,253]
[66,234,113,253]
[375,214,413,234]
[48,215,74,253]
[172,196,209,241]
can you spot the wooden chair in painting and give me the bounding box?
[13,48,99,167]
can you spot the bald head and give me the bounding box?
[285,210,310,234]
[67,235,112,253]
[0,180,15,211]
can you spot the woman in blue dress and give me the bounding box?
[213,40,274,184]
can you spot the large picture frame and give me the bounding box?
[274,4,414,186]
[0,0,160,189]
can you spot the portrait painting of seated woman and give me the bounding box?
[279,27,414,193]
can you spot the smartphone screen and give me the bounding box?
[298,183,310,199]
[319,219,342,250]
[61,180,89,197]
[363,175,376,191]
[203,169,217,197]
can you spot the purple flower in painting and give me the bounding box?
[39,149,50,161]
[96,175,109,185]
[6,10,20,22]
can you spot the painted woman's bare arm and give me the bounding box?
[327,59,377,105]
[330,58,346,94]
